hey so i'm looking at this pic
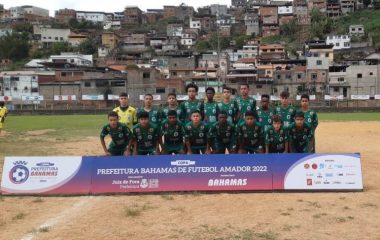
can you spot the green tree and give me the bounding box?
[310,8,333,39]
[78,39,98,54]
[50,42,71,55]
[195,40,212,52]
[0,32,30,61]
[280,19,300,41]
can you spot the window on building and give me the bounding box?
[298,74,302,79]
[333,87,339,92]
[357,73,362,78]
[110,81,126,87]
[61,72,67,77]
[31,87,38,93]
[344,42,350,47]
[316,60,322,65]
[370,72,373,76]
[256,85,262,89]
[143,72,150,79]
[172,72,177,76]
[156,88,166,93]
[95,80,108,87]
[336,42,340,47]
[325,53,329,57]
[338,77,345,82]
[84,82,91,87]
[277,75,281,80]
[311,73,318,80]
[55,37,58,40]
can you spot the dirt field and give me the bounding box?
[1,121,380,240]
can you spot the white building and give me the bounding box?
[181,33,196,47]
[33,26,71,47]
[50,53,93,67]
[0,71,39,101]
[9,5,49,19]
[349,25,365,36]
[104,21,121,30]
[76,11,107,24]
[278,6,293,15]
[326,35,351,50]
[241,44,259,58]
[189,18,201,30]
[98,47,110,57]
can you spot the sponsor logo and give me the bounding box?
[304,163,310,169]
[9,161,29,184]
[334,164,343,169]
[345,182,356,185]
[312,164,318,170]
[346,173,356,176]
[323,181,330,184]
[314,181,322,185]
[306,173,314,177]
[317,173,323,178]
[338,173,344,177]
[325,173,334,178]
[208,179,247,187]
[36,162,55,167]
[140,179,149,189]
[319,164,325,169]
[333,181,342,184]
[171,160,196,166]
[307,179,313,186]
[325,159,335,163]
[30,162,58,177]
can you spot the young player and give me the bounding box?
[237,111,264,154]
[257,94,274,132]
[274,91,296,128]
[185,110,210,154]
[203,87,218,124]
[217,86,237,123]
[234,83,258,124]
[300,94,318,153]
[208,111,236,154]
[161,93,184,122]
[288,111,313,153]
[160,110,185,155]
[113,92,137,130]
[0,101,9,135]
[137,94,162,126]
[265,115,289,153]
[132,111,160,155]
[100,112,132,156]
[180,83,204,123]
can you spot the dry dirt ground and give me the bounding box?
[0,122,379,240]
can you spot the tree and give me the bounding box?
[280,19,300,41]
[310,8,333,39]
[78,39,98,54]
[50,42,71,55]
[195,40,211,52]
[0,33,30,61]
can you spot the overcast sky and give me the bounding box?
[1,0,230,16]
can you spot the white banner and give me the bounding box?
[270,96,281,101]
[375,95,380,100]
[107,95,120,100]
[21,96,44,101]
[0,96,12,101]
[250,95,261,101]
[324,95,344,100]
[284,154,363,190]
[139,95,162,101]
[296,95,316,100]
[54,95,77,101]
[1,157,83,194]
[82,95,104,101]
[351,95,370,100]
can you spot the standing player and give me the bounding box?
[161,93,184,122]
[180,83,204,123]
[208,111,236,154]
[300,94,318,153]
[113,92,137,130]
[217,86,237,123]
[288,111,313,153]
[265,115,288,153]
[0,101,9,135]
[160,110,185,155]
[100,112,132,156]
[257,94,274,132]
[203,87,218,124]
[137,94,162,126]
[132,111,160,155]
[237,111,264,154]
[274,91,296,129]
[234,83,258,124]
[185,110,210,154]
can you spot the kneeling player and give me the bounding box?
[132,111,160,155]
[160,110,185,155]
[288,111,313,153]
[208,111,236,154]
[100,112,132,156]
[265,115,288,153]
[237,111,264,154]
[185,110,210,154]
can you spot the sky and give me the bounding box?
[1,0,231,16]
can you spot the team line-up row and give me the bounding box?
[100,83,318,156]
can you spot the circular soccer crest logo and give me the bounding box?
[9,165,29,184]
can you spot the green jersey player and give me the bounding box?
[217,86,237,123]
[204,87,218,124]
[265,115,289,153]
[180,83,204,123]
[257,94,274,132]
[237,111,264,154]
[161,93,184,122]
[300,94,318,153]
[274,91,296,128]
[185,110,210,154]
[132,111,160,155]
[137,94,162,126]
[100,112,132,156]
[208,111,237,154]
[234,83,258,124]
[288,111,313,153]
[160,110,185,154]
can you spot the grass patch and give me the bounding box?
[32,197,44,203]
[161,194,174,200]
[12,212,26,220]
[38,226,50,233]
[361,203,377,208]
[124,203,155,217]
[313,213,328,219]
[306,201,322,208]
[170,207,186,213]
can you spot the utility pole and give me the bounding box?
[216,13,221,93]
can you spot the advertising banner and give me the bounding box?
[0,96,12,101]
[351,95,370,100]
[21,96,44,101]
[1,157,92,195]
[272,154,363,191]
[54,95,77,101]
[324,95,344,101]
[296,95,316,101]
[139,95,162,101]
[89,154,273,194]
[82,95,104,101]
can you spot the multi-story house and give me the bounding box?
[124,6,142,24]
